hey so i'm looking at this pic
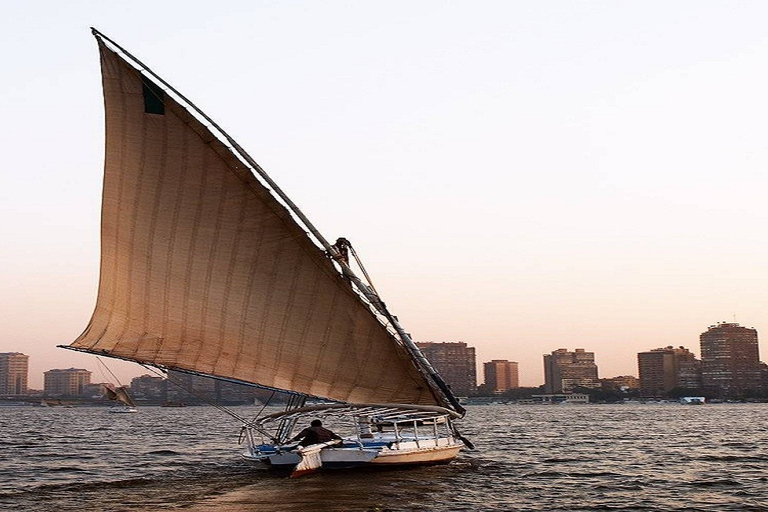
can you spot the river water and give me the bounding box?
[1,403,767,511]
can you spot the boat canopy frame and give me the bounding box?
[249,403,461,446]
[256,403,462,426]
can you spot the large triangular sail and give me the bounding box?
[64,30,460,410]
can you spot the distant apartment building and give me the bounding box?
[676,349,702,390]
[700,322,762,397]
[166,370,217,403]
[0,352,29,395]
[483,360,519,393]
[83,382,111,398]
[130,374,167,400]
[543,348,599,394]
[44,368,92,396]
[637,346,701,396]
[217,380,263,403]
[761,363,768,392]
[165,370,263,404]
[416,342,477,396]
[602,375,640,391]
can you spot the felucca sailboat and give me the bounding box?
[98,357,138,413]
[61,29,470,475]
[104,384,138,413]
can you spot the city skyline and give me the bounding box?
[8,320,760,395]
[7,319,762,389]
[5,3,768,388]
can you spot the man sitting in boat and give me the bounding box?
[291,419,342,447]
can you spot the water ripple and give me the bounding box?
[3,404,768,511]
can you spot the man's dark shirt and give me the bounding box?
[292,426,341,446]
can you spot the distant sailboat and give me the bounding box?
[104,384,138,413]
[97,358,138,413]
[60,28,470,475]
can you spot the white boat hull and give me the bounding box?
[244,438,463,470]
[108,406,138,413]
[241,403,467,475]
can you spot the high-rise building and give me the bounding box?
[543,348,599,394]
[700,322,762,397]
[416,342,477,396]
[483,360,519,393]
[44,368,92,396]
[637,346,701,396]
[638,350,675,395]
[0,352,29,395]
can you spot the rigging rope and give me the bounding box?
[348,244,380,297]
[250,389,276,423]
[96,356,128,389]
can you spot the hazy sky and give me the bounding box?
[3,1,768,388]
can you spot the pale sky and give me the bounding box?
[3,1,768,388]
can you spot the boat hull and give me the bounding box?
[108,406,138,413]
[241,403,467,475]
[367,444,462,465]
[244,440,462,471]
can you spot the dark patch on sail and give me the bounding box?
[142,80,165,115]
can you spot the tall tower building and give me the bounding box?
[483,360,519,393]
[700,322,762,397]
[543,348,599,394]
[0,352,29,395]
[637,349,675,395]
[637,346,700,396]
[416,342,476,396]
[44,368,92,396]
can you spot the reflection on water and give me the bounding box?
[2,404,768,511]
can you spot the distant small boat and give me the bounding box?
[109,404,138,413]
[39,399,70,407]
[104,385,138,413]
[161,401,186,408]
[679,396,706,405]
[96,357,139,413]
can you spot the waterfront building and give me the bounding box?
[416,342,477,396]
[700,322,762,397]
[166,370,217,403]
[543,348,599,394]
[217,380,264,403]
[130,374,167,400]
[761,363,768,392]
[165,370,265,404]
[638,349,674,395]
[637,346,701,396]
[676,349,702,390]
[44,368,92,397]
[483,360,519,393]
[602,375,640,391]
[0,352,29,395]
[83,382,111,398]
